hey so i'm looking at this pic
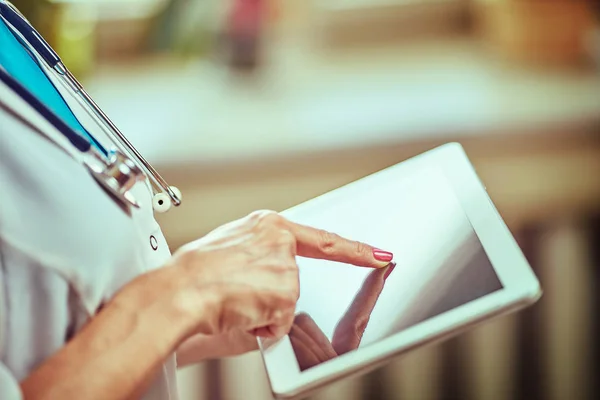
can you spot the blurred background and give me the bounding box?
[10,0,600,399]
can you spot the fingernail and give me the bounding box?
[373,248,393,263]
[383,262,396,280]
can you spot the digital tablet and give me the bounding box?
[259,143,541,399]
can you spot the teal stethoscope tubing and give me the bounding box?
[0,65,91,153]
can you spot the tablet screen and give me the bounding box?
[288,168,503,371]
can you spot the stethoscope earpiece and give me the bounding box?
[152,187,181,213]
[170,186,182,202]
[153,193,171,213]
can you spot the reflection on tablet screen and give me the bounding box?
[289,168,503,371]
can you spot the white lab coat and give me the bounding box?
[0,76,179,398]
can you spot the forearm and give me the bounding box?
[20,268,199,400]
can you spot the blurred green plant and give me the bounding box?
[151,0,221,58]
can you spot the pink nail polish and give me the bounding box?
[373,249,393,262]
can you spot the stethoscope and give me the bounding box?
[0,1,181,213]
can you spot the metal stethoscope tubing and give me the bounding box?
[55,64,182,212]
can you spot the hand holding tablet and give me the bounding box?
[259,143,542,399]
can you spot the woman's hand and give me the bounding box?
[19,210,393,399]
[171,210,394,351]
[178,262,396,366]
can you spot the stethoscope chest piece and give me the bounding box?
[84,148,182,212]
[85,149,145,209]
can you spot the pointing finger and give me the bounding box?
[285,221,393,268]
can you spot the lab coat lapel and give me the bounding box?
[0,78,85,163]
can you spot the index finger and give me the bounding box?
[285,220,393,268]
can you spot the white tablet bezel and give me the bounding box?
[260,143,541,399]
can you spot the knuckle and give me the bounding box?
[279,290,298,310]
[277,229,296,248]
[275,299,295,317]
[273,314,295,339]
[259,210,283,224]
[266,258,296,278]
[270,307,285,322]
[317,230,340,257]
[247,210,277,226]
[354,241,370,258]
[282,271,299,301]
[249,209,275,219]
[251,211,286,231]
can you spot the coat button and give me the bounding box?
[150,235,158,250]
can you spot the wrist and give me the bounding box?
[176,335,218,367]
[165,250,227,336]
[120,263,223,340]
[167,282,221,339]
